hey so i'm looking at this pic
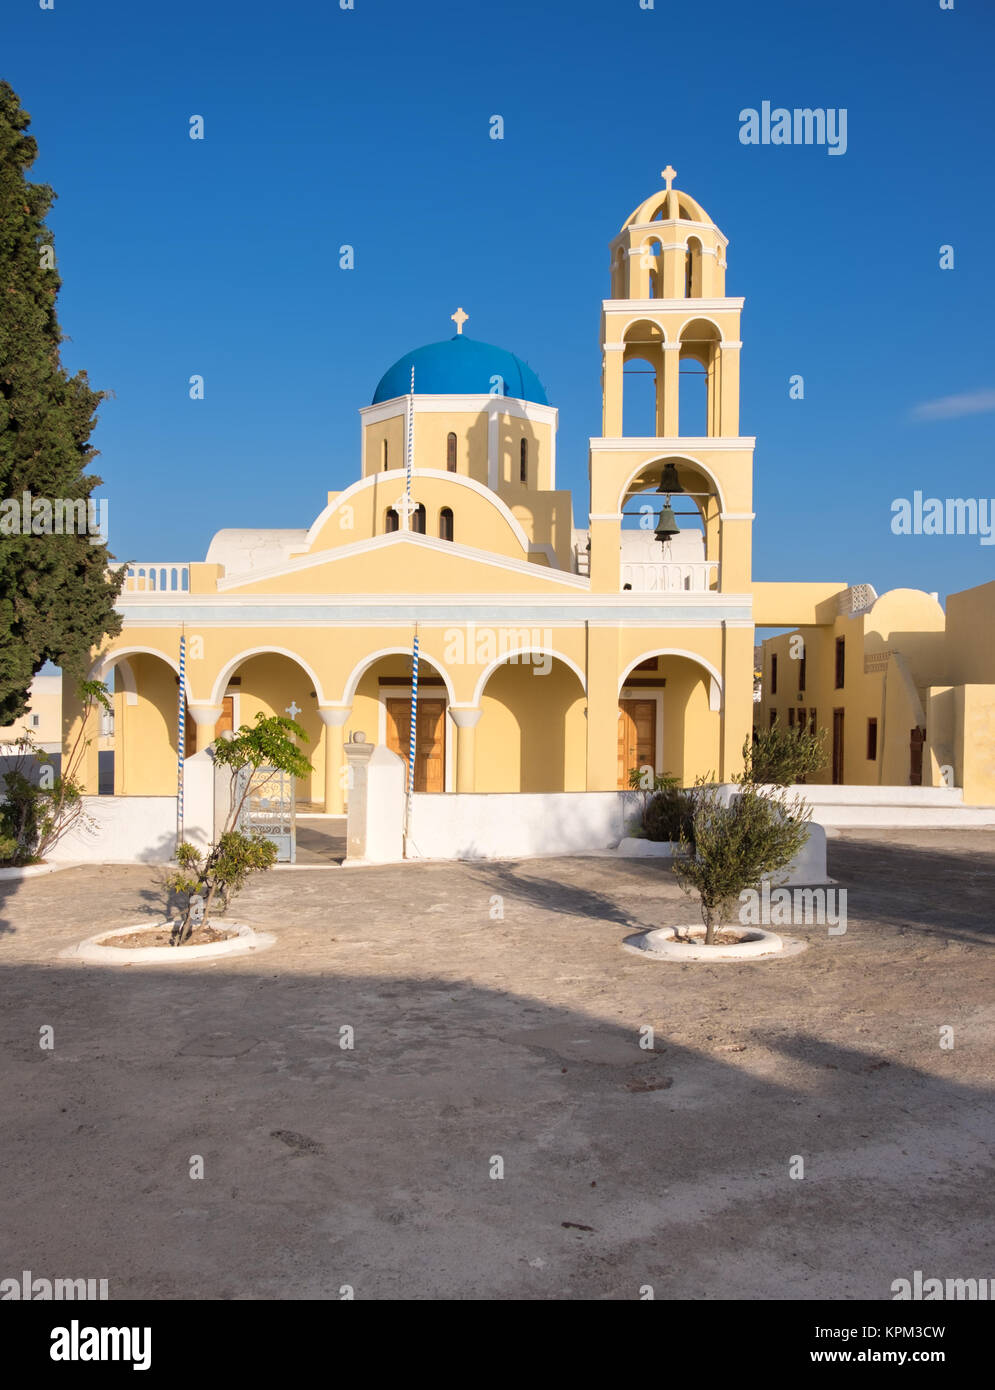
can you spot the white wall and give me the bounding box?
[408,791,641,860]
[47,796,178,864]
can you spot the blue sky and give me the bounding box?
[5,0,994,604]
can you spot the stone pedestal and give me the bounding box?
[343,732,404,865]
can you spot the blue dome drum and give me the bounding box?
[373,335,548,406]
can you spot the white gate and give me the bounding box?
[237,766,296,863]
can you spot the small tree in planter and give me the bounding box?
[168,712,310,945]
[672,783,812,944]
[626,766,680,836]
[741,724,828,786]
[0,679,111,865]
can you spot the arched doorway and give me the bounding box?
[474,652,586,792]
[346,651,454,793]
[617,650,722,787]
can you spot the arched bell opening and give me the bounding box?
[619,458,720,593]
[679,318,722,436]
[622,320,664,436]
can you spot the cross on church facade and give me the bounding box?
[285,701,302,720]
[393,493,419,530]
[451,306,469,335]
[661,165,677,192]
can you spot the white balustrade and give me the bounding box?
[120,563,190,595]
[620,560,719,593]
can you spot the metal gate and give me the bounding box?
[236,766,296,862]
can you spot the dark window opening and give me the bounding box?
[385,508,399,533]
[413,503,426,535]
[867,718,878,761]
[835,637,846,689]
[446,432,457,472]
[439,507,453,542]
[520,438,528,484]
[771,654,778,695]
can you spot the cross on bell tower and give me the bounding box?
[451,307,469,335]
[660,164,677,191]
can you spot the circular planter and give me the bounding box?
[626,924,790,962]
[61,922,276,966]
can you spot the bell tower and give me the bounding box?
[588,167,755,594]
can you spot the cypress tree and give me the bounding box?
[0,81,122,724]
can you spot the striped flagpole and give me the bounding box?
[177,633,186,846]
[404,365,418,849]
[407,631,419,811]
[404,364,415,527]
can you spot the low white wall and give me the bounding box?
[408,792,641,860]
[47,796,178,864]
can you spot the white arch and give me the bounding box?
[616,452,727,515]
[618,647,723,713]
[676,313,725,343]
[341,646,456,707]
[618,314,669,345]
[115,657,138,706]
[472,647,587,706]
[304,469,533,557]
[89,645,180,682]
[209,646,328,708]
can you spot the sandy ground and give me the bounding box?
[0,828,992,1301]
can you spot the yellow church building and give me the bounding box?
[63,169,994,828]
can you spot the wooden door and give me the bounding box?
[910,726,926,786]
[832,708,845,784]
[618,699,657,787]
[386,698,446,793]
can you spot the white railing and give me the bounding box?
[621,560,719,593]
[120,563,190,594]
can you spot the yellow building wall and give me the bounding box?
[956,685,995,805]
[113,654,179,796]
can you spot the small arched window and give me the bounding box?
[385,507,399,533]
[413,503,426,534]
[439,507,454,542]
[381,439,389,471]
[446,432,457,472]
[520,438,528,485]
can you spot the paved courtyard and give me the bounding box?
[1,829,992,1300]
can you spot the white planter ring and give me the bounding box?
[61,922,276,966]
[626,925,793,963]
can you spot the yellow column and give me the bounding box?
[588,516,621,592]
[449,707,482,792]
[720,623,754,782]
[718,341,741,436]
[318,706,351,813]
[61,668,100,794]
[662,343,681,435]
[585,625,620,790]
[602,344,624,436]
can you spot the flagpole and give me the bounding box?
[404,366,418,854]
[177,632,186,849]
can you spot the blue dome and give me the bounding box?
[373,335,549,405]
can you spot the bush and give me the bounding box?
[643,785,696,844]
[672,783,812,943]
[740,725,828,786]
[166,712,311,943]
[0,680,109,866]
